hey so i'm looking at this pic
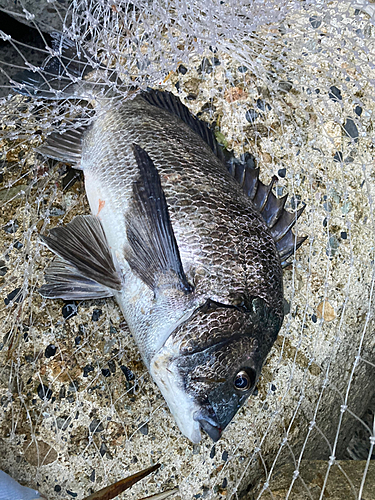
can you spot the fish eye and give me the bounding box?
[234,369,256,391]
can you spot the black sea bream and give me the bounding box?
[14,36,306,443]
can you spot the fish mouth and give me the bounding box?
[194,410,222,442]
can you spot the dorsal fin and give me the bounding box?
[141,89,224,160]
[228,160,307,267]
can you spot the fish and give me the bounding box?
[13,34,306,443]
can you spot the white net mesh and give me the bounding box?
[0,1,374,499]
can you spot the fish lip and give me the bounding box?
[194,411,222,442]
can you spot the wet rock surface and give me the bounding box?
[0,2,374,500]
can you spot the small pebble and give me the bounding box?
[37,383,52,401]
[186,94,197,100]
[245,109,258,123]
[290,195,301,210]
[56,415,71,431]
[309,16,322,29]
[343,118,359,142]
[89,419,104,433]
[212,56,220,66]
[120,365,135,381]
[101,368,111,377]
[83,364,94,377]
[271,384,276,392]
[62,302,77,319]
[323,201,332,213]
[222,478,228,488]
[45,344,57,358]
[91,309,102,321]
[199,57,213,74]
[100,442,108,457]
[139,422,149,435]
[54,485,61,492]
[13,241,23,250]
[174,81,180,91]
[74,336,81,345]
[108,360,116,373]
[354,105,362,116]
[178,64,187,75]
[4,287,22,305]
[68,380,79,392]
[328,85,342,101]
[278,167,286,178]
[210,445,216,459]
[317,301,335,322]
[3,220,19,234]
[222,450,228,461]
[333,151,343,162]
[279,81,293,92]
[49,207,65,216]
[89,470,95,482]
[341,231,347,239]
[327,235,340,256]
[256,98,271,111]
[66,491,77,498]
[311,314,317,323]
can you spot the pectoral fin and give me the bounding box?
[125,144,193,294]
[40,215,122,299]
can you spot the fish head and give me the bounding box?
[150,295,283,443]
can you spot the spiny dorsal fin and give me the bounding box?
[141,89,224,160]
[40,215,122,292]
[228,160,307,267]
[125,143,193,294]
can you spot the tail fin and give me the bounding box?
[11,32,98,99]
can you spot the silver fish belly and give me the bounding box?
[15,45,305,441]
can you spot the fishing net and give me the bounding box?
[0,0,374,498]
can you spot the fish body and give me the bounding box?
[83,94,284,442]
[14,38,305,442]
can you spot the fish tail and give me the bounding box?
[11,32,99,99]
